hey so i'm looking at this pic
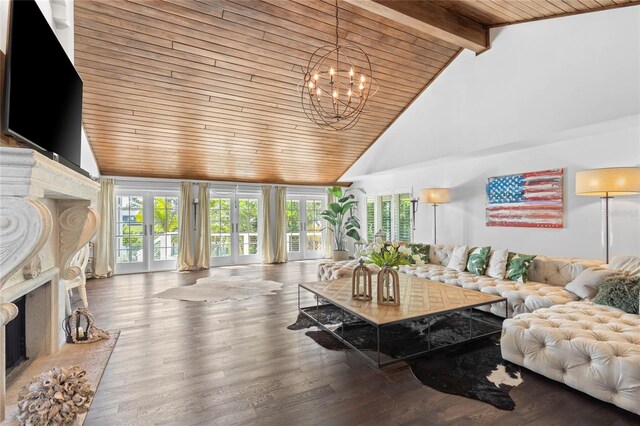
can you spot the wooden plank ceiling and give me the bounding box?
[75,0,639,185]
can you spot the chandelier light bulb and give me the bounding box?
[360,74,365,83]
[329,67,335,76]
[348,89,352,97]
[333,89,338,98]
[359,83,364,90]
[314,73,319,81]
[308,81,314,90]
[349,68,354,77]
[316,87,321,97]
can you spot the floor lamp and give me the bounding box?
[420,188,450,245]
[576,167,640,263]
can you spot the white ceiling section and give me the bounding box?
[341,6,640,181]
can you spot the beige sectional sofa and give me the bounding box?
[317,244,603,318]
[316,245,640,414]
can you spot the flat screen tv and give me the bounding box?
[2,0,86,175]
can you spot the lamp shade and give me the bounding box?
[420,188,450,204]
[575,167,640,197]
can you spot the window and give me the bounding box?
[286,200,300,252]
[366,197,375,242]
[395,193,411,242]
[380,195,392,241]
[210,197,232,257]
[306,199,323,251]
[237,198,259,255]
[153,196,179,260]
[115,195,144,263]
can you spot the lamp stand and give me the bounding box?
[602,193,612,263]
[433,203,438,245]
[410,197,419,243]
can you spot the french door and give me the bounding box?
[209,192,261,266]
[286,197,324,260]
[115,191,180,274]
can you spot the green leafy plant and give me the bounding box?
[319,186,363,252]
[366,242,411,268]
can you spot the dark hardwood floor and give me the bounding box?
[80,261,639,425]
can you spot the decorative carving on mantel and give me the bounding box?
[22,255,42,280]
[0,303,19,327]
[0,198,53,287]
[58,202,99,281]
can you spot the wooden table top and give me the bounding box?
[299,275,505,326]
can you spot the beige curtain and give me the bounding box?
[93,178,115,278]
[323,191,335,259]
[260,186,274,263]
[273,186,288,263]
[177,182,195,271]
[194,183,210,269]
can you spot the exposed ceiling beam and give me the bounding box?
[344,0,489,54]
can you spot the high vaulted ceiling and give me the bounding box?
[75,0,639,185]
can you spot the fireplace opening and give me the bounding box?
[5,296,27,371]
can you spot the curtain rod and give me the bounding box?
[101,175,335,189]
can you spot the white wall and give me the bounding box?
[342,6,640,181]
[1,0,99,176]
[354,122,640,260]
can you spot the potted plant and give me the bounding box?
[320,186,363,261]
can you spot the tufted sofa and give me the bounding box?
[501,302,640,414]
[318,244,603,318]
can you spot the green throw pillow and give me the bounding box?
[467,246,491,275]
[592,275,640,314]
[506,253,536,283]
[406,243,430,265]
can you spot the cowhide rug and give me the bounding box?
[155,275,284,302]
[288,305,523,410]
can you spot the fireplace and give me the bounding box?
[4,297,26,372]
[0,147,100,421]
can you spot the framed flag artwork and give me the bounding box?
[486,168,564,228]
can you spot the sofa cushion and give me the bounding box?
[593,275,640,314]
[406,243,430,265]
[466,246,491,276]
[528,256,603,286]
[506,253,536,283]
[486,248,509,279]
[429,245,453,266]
[608,255,640,276]
[447,245,470,272]
[565,267,623,299]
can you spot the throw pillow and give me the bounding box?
[506,253,536,283]
[593,275,640,314]
[466,246,491,276]
[486,248,509,279]
[565,267,623,299]
[447,245,470,272]
[607,255,640,276]
[406,243,430,265]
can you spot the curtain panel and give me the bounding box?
[260,186,273,263]
[93,178,115,278]
[322,190,335,259]
[177,182,195,271]
[273,186,288,263]
[194,183,211,269]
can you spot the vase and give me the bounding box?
[377,266,400,305]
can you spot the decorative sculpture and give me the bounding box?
[352,259,372,300]
[62,307,110,344]
[17,366,94,425]
[377,264,400,305]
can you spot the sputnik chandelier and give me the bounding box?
[299,0,378,131]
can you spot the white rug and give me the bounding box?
[154,275,285,303]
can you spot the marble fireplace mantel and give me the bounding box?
[0,147,100,421]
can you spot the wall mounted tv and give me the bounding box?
[2,0,87,176]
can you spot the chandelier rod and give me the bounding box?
[335,0,339,49]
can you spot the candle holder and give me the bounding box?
[62,308,91,343]
[352,259,372,300]
[377,264,400,305]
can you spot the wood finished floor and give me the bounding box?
[80,261,639,425]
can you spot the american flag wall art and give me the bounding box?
[486,168,564,228]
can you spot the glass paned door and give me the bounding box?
[287,197,324,260]
[237,197,260,263]
[209,192,261,266]
[115,191,179,274]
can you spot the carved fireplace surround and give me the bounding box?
[0,147,100,420]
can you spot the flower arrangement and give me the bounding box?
[364,240,411,268]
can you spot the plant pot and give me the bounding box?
[332,250,349,261]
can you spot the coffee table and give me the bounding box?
[298,274,507,367]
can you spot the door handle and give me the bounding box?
[144,225,147,236]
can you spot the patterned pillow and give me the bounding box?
[466,246,491,276]
[593,275,640,314]
[506,253,537,283]
[447,245,470,272]
[406,243,430,265]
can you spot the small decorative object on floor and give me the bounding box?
[352,259,372,300]
[17,366,94,425]
[377,264,400,305]
[62,307,110,344]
